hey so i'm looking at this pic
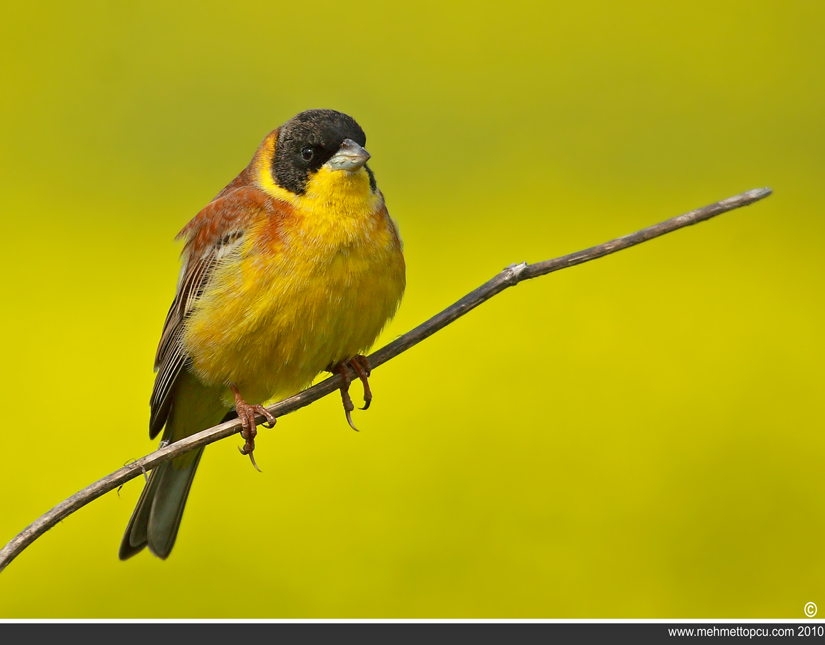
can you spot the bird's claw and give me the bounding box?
[331,355,372,429]
[238,445,262,472]
[256,405,277,429]
[231,385,275,472]
[344,403,359,432]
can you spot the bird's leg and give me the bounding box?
[330,355,373,431]
[349,355,373,410]
[231,384,276,472]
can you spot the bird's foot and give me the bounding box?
[330,355,373,431]
[231,385,276,472]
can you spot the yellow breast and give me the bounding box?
[182,161,405,406]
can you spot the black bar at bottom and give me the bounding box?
[0,622,820,644]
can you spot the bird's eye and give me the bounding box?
[301,147,314,161]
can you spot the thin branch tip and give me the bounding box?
[0,187,772,574]
[735,187,772,203]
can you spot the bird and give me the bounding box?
[119,109,406,560]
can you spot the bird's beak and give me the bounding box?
[326,138,371,172]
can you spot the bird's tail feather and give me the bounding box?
[118,448,205,560]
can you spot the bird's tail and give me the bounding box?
[120,370,229,560]
[118,448,205,560]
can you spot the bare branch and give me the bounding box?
[0,187,772,573]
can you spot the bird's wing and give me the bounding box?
[148,186,273,438]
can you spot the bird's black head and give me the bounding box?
[273,109,374,195]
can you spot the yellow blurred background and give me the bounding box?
[1,0,823,619]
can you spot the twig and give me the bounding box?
[0,187,772,573]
